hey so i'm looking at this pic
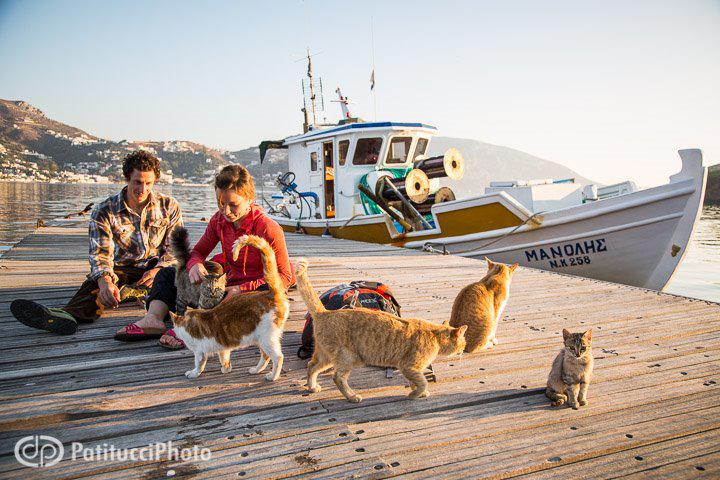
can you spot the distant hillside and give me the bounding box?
[0,99,229,182]
[0,98,606,191]
[706,163,720,205]
[428,137,595,198]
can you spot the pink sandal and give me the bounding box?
[159,328,186,350]
[114,322,167,342]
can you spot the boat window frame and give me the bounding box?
[412,137,430,162]
[384,135,414,165]
[338,139,350,167]
[352,136,385,166]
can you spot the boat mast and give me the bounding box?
[334,87,352,119]
[301,79,309,133]
[306,48,317,127]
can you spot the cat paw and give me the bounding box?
[248,366,264,374]
[579,399,587,406]
[346,394,363,403]
[551,400,565,407]
[221,364,232,374]
[409,390,429,399]
[491,337,499,345]
[305,384,321,393]
[185,370,200,379]
[568,403,579,410]
[265,372,279,381]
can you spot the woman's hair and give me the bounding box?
[214,164,255,199]
[122,150,161,181]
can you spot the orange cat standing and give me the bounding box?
[295,258,467,403]
[449,258,517,353]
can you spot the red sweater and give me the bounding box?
[187,205,295,291]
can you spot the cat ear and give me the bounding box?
[485,257,494,267]
[562,328,570,341]
[455,325,468,338]
[509,263,519,272]
[442,318,450,326]
[583,329,592,341]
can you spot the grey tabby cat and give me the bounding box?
[546,329,593,410]
[171,227,226,313]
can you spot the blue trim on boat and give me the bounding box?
[284,122,437,145]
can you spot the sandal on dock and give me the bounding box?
[159,329,185,350]
[10,300,78,335]
[114,322,166,342]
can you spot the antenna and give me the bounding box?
[301,78,309,133]
[319,77,325,112]
[370,17,377,120]
[295,48,325,129]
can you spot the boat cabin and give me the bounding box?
[281,122,438,220]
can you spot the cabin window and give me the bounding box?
[413,138,429,161]
[353,137,383,165]
[338,140,349,166]
[386,136,413,164]
[310,151,318,171]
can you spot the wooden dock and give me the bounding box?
[0,221,719,479]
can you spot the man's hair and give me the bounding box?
[122,150,161,181]
[215,164,255,199]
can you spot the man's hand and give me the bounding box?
[98,275,121,308]
[137,267,161,287]
[189,263,208,284]
[221,285,242,303]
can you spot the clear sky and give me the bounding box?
[1,0,718,186]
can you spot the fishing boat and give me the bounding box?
[260,59,708,291]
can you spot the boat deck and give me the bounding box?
[1,221,719,479]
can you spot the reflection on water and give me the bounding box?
[0,181,718,303]
[0,181,220,246]
[665,205,720,303]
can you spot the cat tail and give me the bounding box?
[232,235,284,297]
[170,226,191,271]
[294,258,326,317]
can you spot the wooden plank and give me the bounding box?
[0,223,718,479]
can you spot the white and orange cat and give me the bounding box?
[171,235,289,380]
[449,258,517,353]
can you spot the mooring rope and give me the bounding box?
[422,211,545,256]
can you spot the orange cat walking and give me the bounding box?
[449,258,517,353]
[295,259,467,403]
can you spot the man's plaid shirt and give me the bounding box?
[88,188,183,283]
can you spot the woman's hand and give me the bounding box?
[221,285,241,303]
[189,263,208,284]
[137,267,161,287]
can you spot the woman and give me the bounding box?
[115,165,295,349]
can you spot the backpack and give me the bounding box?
[297,281,401,359]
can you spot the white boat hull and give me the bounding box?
[273,149,707,291]
[404,149,707,290]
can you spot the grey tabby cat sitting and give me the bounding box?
[171,227,226,313]
[546,329,594,410]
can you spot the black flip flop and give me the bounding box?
[10,299,78,335]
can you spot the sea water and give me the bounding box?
[0,181,717,303]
